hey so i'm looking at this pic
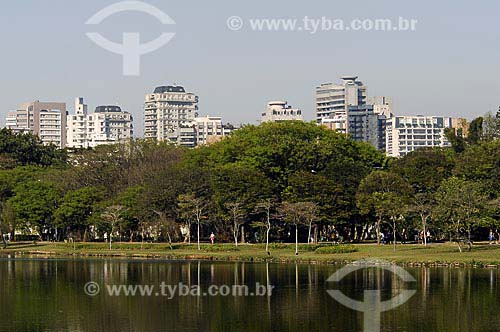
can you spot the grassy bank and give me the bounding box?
[2,242,500,268]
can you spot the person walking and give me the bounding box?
[210,232,215,244]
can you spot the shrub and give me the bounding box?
[314,245,357,254]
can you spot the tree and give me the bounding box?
[453,140,500,197]
[445,128,466,153]
[55,187,103,241]
[154,211,177,250]
[178,193,207,251]
[284,171,347,240]
[356,171,413,250]
[435,177,487,252]
[468,117,484,145]
[0,202,7,249]
[254,199,274,254]
[303,202,319,244]
[279,201,314,255]
[9,181,60,239]
[210,163,272,242]
[390,148,453,245]
[225,202,245,247]
[101,205,124,250]
[0,128,67,168]
[483,109,500,141]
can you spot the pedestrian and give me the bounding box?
[210,232,215,244]
[489,230,495,245]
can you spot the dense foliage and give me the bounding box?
[0,119,499,252]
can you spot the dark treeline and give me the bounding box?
[0,114,499,252]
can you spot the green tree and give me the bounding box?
[279,201,317,255]
[468,117,484,145]
[254,199,275,254]
[435,177,487,252]
[390,148,454,245]
[453,140,500,197]
[101,205,124,250]
[55,187,104,241]
[178,193,208,251]
[356,171,413,249]
[9,181,60,239]
[0,128,67,167]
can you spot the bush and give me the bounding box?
[201,244,240,252]
[314,245,358,254]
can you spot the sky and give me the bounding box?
[1,0,499,136]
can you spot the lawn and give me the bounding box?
[2,242,500,267]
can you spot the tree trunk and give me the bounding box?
[197,220,201,251]
[393,219,397,252]
[241,226,246,244]
[0,227,7,250]
[376,218,381,245]
[295,224,299,256]
[83,227,88,242]
[166,231,173,250]
[307,222,312,244]
[422,215,427,246]
[265,223,270,254]
[141,227,144,250]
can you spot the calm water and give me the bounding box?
[1,257,500,332]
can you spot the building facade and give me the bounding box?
[386,116,462,157]
[144,85,199,142]
[6,101,67,147]
[67,98,133,148]
[194,116,224,145]
[316,76,367,123]
[347,105,387,151]
[261,101,303,123]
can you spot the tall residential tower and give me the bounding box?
[144,85,199,143]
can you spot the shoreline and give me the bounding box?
[2,242,500,269]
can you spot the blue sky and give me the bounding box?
[1,0,499,135]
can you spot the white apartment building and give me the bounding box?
[6,101,67,147]
[316,76,367,123]
[367,96,393,118]
[386,115,461,157]
[67,98,133,148]
[194,116,224,145]
[144,85,199,142]
[320,116,348,133]
[261,101,303,123]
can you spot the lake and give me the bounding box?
[0,256,499,332]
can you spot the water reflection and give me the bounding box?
[0,257,499,332]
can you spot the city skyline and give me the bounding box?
[1,0,500,135]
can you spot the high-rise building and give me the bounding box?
[261,101,303,123]
[367,96,393,118]
[316,76,367,123]
[386,116,463,157]
[144,85,199,142]
[194,116,224,145]
[5,101,67,147]
[67,98,133,148]
[347,105,387,151]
